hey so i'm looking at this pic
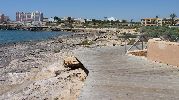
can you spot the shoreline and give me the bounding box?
[0,31,122,99]
[0,32,90,99]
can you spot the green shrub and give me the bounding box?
[140,26,179,41]
[79,40,93,45]
[127,39,136,45]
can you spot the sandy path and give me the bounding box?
[74,46,179,100]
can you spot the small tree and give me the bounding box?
[67,17,72,23]
[156,16,159,18]
[54,16,59,21]
[122,20,127,23]
[130,19,133,23]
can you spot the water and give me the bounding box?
[0,30,70,44]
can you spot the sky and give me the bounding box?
[0,0,179,21]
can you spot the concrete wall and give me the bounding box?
[147,39,179,66]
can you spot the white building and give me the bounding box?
[43,18,49,22]
[74,18,85,23]
[107,17,117,21]
[86,19,92,21]
[16,11,43,22]
[48,17,54,22]
[31,11,43,22]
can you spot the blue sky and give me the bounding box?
[0,0,179,21]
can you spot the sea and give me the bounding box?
[0,30,70,44]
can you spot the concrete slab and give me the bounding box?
[74,46,179,100]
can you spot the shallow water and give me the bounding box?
[0,30,70,44]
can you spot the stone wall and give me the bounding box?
[147,39,179,66]
[127,50,147,57]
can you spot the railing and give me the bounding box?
[120,34,149,53]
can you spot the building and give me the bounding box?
[16,12,25,22]
[141,18,162,26]
[176,19,179,26]
[86,19,92,22]
[141,17,179,26]
[174,18,179,26]
[48,17,55,22]
[0,13,5,23]
[43,18,49,22]
[31,11,43,22]
[16,11,43,22]
[107,17,117,21]
[74,18,85,23]
[4,16,10,22]
[16,12,32,22]
[73,18,86,28]
[161,18,171,26]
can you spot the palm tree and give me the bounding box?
[170,13,177,25]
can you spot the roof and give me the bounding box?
[141,18,162,20]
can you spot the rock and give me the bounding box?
[64,56,80,68]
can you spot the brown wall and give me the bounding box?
[147,39,179,66]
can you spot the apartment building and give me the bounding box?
[141,17,179,26]
[16,11,43,22]
[141,18,162,26]
[0,13,5,23]
[31,11,43,22]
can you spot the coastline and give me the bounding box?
[0,30,73,46]
[0,31,122,99]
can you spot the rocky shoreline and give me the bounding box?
[0,32,122,100]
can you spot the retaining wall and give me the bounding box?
[147,39,179,66]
